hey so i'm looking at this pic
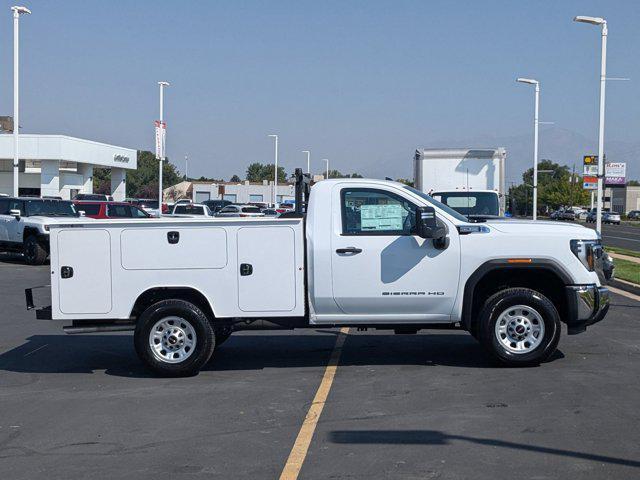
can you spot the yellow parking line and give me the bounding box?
[279,327,349,480]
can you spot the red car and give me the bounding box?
[73,201,151,219]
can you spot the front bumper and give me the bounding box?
[565,285,610,335]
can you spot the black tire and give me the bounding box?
[478,288,560,367]
[134,299,215,377]
[23,236,48,265]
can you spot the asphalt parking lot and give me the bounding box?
[581,222,640,252]
[1,257,640,480]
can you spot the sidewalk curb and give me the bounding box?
[609,278,640,297]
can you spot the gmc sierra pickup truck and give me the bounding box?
[26,170,613,376]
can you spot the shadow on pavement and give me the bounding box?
[0,331,564,378]
[329,429,640,468]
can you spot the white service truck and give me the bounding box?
[414,148,507,218]
[26,170,612,376]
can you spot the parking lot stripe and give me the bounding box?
[279,327,349,480]
[609,285,640,302]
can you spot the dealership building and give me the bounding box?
[0,134,137,200]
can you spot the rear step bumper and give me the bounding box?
[25,287,52,320]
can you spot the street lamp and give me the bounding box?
[12,5,31,197]
[157,81,170,210]
[323,159,329,179]
[302,150,310,174]
[574,15,607,234]
[268,134,278,206]
[516,77,540,220]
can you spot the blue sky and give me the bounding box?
[0,0,638,182]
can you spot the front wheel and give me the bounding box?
[478,288,560,367]
[24,236,48,265]
[134,299,215,377]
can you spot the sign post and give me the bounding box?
[582,155,598,190]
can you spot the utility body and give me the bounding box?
[27,171,611,376]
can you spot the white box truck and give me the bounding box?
[26,170,612,376]
[414,148,507,218]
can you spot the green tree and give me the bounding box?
[395,178,414,187]
[230,174,242,182]
[510,160,589,216]
[126,150,182,199]
[325,170,363,179]
[246,163,286,183]
[93,168,111,194]
[627,180,640,186]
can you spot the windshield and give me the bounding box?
[26,200,77,217]
[431,191,499,217]
[402,186,469,222]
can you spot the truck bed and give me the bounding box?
[48,217,306,321]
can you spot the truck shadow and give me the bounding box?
[0,331,563,378]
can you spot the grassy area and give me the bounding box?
[606,246,640,259]
[613,258,640,285]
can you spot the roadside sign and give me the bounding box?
[583,156,598,190]
[583,176,598,190]
[605,162,626,186]
[155,120,166,159]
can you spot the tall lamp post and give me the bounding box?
[574,15,607,234]
[323,159,329,179]
[268,134,278,206]
[516,77,540,220]
[302,150,310,174]
[157,81,170,209]
[12,5,31,197]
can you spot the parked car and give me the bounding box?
[73,193,112,201]
[603,211,621,225]
[74,201,150,219]
[627,210,640,220]
[261,208,279,217]
[550,209,565,220]
[28,171,612,376]
[126,198,168,217]
[170,204,214,217]
[202,199,232,213]
[0,196,87,264]
[215,204,265,218]
[561,207,586,221]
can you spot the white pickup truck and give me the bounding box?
[26,171,612,376]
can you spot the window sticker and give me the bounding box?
[360,204,403,231]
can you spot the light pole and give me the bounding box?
[184,154,188,180]
[302,150,310,174]
[157,81,170,209]
[516,77,540,220]
[574,15,607,234]
[268,134,278,206]
[12,5,30,197]
[323,159,329,179]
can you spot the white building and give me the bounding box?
[0,134,137,200]
[165,180,295,205]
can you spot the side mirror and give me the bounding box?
[415,206,449,249]
[9,208,21,220]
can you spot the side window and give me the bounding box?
[107,205,133,218]
[341,188,417,235]
[8,200,24,215]
[132,207,148,218]
[0,198,8,215]
[76,204,100,215]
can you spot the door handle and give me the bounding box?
[336,247,362,254]
[167,231,180,244]
[61,266,74,279]
[240,263,253,276]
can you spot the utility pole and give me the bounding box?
[157,81,170,209]
[12,5,31,197]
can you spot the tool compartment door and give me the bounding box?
[58,229,112,314]
[237,226,297,312]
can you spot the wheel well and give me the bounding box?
[23,227,40,242]
[130,287,216,322]
[465,267,567,334]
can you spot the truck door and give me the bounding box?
[57,229,112,315]
[330,186,460,321]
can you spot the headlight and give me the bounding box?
[570,239,601,272]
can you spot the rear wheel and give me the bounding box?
[478,288,560,367]
[23,236,48,265]
[134,299,215,377]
